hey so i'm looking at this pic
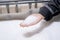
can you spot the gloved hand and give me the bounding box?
[20,13,45,27]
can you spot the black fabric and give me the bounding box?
[39,6,53,21]
[47,3,60,16]
[52,0,60,7]
[39,0,60,21]
[47,3,58,13]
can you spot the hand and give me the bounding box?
[20,13,45,27]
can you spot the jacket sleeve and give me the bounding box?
[39,0,60,21]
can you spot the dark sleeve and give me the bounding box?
[39,0,60,21]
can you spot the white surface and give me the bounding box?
[0,15,60,40]
[20,19,46,35]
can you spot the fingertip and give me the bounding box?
[20,23,28,27]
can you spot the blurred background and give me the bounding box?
[0,0,50,13]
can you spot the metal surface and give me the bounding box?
[0,1,52,13]
[0,1,51,5]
